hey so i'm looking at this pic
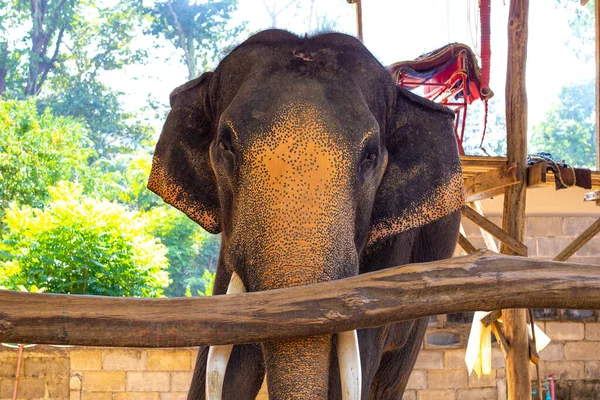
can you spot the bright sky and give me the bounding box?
[114,0,595,139]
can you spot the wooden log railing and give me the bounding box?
[1,250,600,348]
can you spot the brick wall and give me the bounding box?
[1,216,598,399]
[0,347,197,400]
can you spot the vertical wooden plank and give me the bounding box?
[502,0,531,399]
[355,0,363,41]
[596,0,600,170]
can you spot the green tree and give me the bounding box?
[96,154,162,211]
[0,0,79,96]
[0,0,153,157]
[144,0,244,80]
[38,79,153,160]
[0,182,169,296]
[0,99,93,212]
[37,0,153,158]
[531,80,595,168]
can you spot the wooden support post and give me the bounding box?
[594,1,600,171]
[503,0,530,398]
[355,0,363,41]
[458,232,478,254]
[473,201,500,252]
[461,205,528,256]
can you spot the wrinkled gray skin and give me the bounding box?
[148,29,462,400]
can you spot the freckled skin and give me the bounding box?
[148,29,463,400]
[231,103,357,292]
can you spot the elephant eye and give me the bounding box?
[362,152,378,165]
[219,142,230,152]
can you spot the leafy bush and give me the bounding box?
[0,182,169,297]
[145,205,220,297]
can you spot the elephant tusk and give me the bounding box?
[205,272,246,400]
[337,330,362,400]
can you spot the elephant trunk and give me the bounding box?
[205,273,362,400]
[262,336,331,400]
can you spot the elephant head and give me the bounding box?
[148,30,463,400]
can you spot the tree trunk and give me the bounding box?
[24,0,68,96]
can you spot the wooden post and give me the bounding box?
[355,0,363,41]
[502,0,530,399]
[596,0,600,170]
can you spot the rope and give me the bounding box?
[478,99,489,154]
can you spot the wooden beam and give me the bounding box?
[491,321,511,357]
[596,0,600,170]
[554,217,600,261]
[503,0,530,398]
[461,156,600,187]
[526,162,546,187]
[465,187,506,203]
[461,156,508,177]
[481,310,512,356]
[457,232,478,254]
[473,201,499,252]
[481,310,503,327]
[355,0,363,41]
[464,163,518,200]
[2,251,600,348]
[461,205,528,256]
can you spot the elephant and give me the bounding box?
[147,29,464,400]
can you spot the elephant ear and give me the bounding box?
[147,72,221,234]
[367,86,464,246]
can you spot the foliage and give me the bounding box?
[38,78,154,160]
[0,99,94,212]
[530,80,596,168]
[145,205,220,297]
[1,0,153,157]
[187,269,216,297]
[94,154,162,211]
[0,182,169,297]
[555,0,595,61]
[0,0,79,96]
[36,0,153,158]
[462,97,507,157]
[0,0,227,298]
[143,0,244,79]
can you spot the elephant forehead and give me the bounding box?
[233,103,355,264]
[240,102,353,193]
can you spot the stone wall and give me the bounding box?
[0,216,598,399]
